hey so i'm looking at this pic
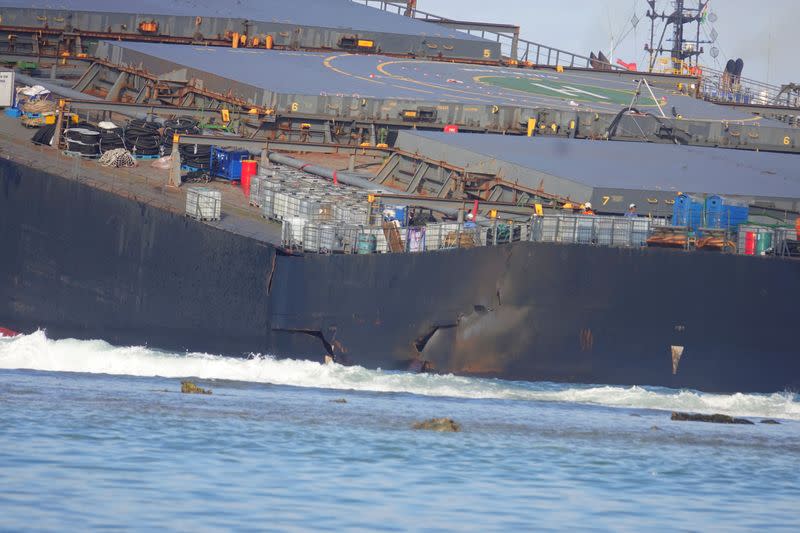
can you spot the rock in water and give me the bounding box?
[181,380,212,395]
[760,419,781,425]
[670,412,753,425]
[412,418,461,432]
[330,398,348,403]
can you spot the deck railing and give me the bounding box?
[351,0,618,68]
[699,66,800,109]
[282,212,799,258]
[281,215,668,254]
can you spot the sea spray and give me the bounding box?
[2,330,798,420]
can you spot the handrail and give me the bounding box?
[281,213,670,254]
[353,0,800,100]
[352,0,623,69]
[698,65,800,108]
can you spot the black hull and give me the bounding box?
[2,159,799,393]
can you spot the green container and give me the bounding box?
[356,234,377,254]
[16,60,38,71]
[756,231,773,254]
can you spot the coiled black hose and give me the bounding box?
[64,127,101,157]
[161,116,199,155]
[124,119,161,157]
[99,127,126,153]
[179,143,212,170]
[31,124,57,146]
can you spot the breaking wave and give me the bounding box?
[2,330,798,420]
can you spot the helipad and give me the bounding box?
[99,41,770,123]
[476,76,648,106]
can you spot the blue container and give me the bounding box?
[356,234,377,254]
[705,195,749,229]
[210,147,249,181]
[4,107,22,118]
[672,194,703,229]
[394,206,407,227]
[673,194,690,226]
[705,195,724,229]
[384,205,407,226]
[725,204,749,227]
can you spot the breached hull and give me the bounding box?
[2,158,799,393]
[271,241,800,393]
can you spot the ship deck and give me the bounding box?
[0,0,481,41]
[391,130,800,216]
[0,113,360,246]
[102,41,771,123]
[0,0,498,61]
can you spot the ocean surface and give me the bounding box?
[1,331,799,531]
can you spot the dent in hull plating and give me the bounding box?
[271,241,800,393]
[1,158,799,393]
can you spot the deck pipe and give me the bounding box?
[16,73,149,121]
[14,73,102,102]
[267,152,394,193]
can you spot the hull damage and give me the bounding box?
[271,239,800,393]
[2,158,799,393]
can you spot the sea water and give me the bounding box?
[1,331,799,531]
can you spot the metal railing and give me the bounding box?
[252,165,797,259]
[531,215,663,247]
[699,66,800,109]
[352,0,620,68]
[354,1,800,99]
[737,225,797,257]
[283,214,800,259]
[282,220,487,254]
[282,214,669,254]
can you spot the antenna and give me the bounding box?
[645,1,712,73]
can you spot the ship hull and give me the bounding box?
[2,159,799,393]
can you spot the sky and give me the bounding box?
[423,0,798,86]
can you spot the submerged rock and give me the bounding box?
[412,418,461,432]
[181,380,212,395]
[670,412,753,425]
[760,419,781,425]
[330,398,348,404]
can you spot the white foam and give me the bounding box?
[2,330,798,420]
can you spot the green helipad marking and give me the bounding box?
[478,76,656,106]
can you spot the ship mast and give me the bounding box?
[645,0,711,73]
